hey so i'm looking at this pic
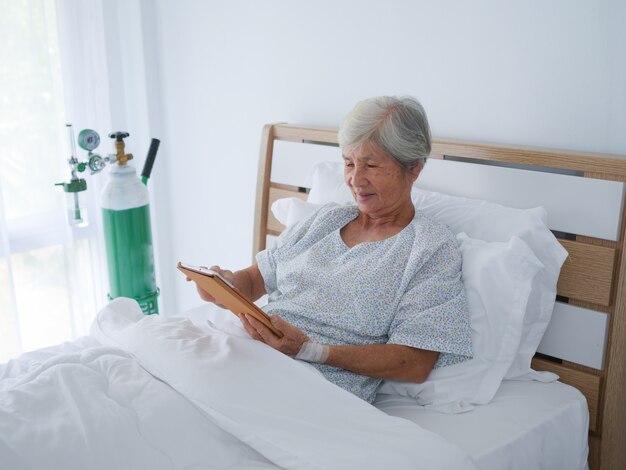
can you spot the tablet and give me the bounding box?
[177,262,283,337]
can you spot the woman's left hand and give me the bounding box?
[240,314,309,356]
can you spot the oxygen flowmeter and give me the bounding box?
[56,124,161,314]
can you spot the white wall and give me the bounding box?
[141,0,626,314]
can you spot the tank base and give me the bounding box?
[108,288,160,315]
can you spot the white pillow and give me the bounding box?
[306,161,353,205]
[410,188,568,380]
[271,197,322,228]
[302,161,568,380]
[377,233,544,412]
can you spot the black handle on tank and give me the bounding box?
[141,138,160,180]
[109,131,130,141]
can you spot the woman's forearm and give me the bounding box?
[240,311,437,383]
[232,264,266,301]
[324,343,439,383]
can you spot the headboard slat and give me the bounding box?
[432,140,626,177]
[271,140,341,188]
[416,159,625,241]
[557,240,618,306]
[267,187,307,234]
[272,124,338,144]
[537,302,608,370]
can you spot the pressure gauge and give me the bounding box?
[88,154,106,173]
[78,129,100,151]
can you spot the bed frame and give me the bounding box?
[253,123,626,470]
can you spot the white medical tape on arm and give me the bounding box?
[295,341,330,364]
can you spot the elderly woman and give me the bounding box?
[191,96,472,403]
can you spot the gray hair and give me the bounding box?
[338,96,431,171]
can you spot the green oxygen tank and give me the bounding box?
[100,132,159,314]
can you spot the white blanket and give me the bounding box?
[0,298,477,470]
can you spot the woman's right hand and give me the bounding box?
[185,263,266,305]
[186,265,235,306]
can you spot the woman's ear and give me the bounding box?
[408,163,422,182]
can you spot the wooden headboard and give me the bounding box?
[253,123,626,470]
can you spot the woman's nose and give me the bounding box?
[351,166,367,186]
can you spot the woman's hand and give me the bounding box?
[186,265,235,306]
[240,314,309,356]
[186,264,266,304]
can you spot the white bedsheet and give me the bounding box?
[375,380,589,470]
[186,303,590,470]
[0,298,476,470]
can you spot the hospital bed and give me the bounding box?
[254,124,626,470]
[1,123,625,469]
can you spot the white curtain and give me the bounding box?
[0,0,108,362]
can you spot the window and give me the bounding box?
[0,0,105,362]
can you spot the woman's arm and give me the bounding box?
[241,314,439,384]
[326,343,438,383]
[228,264,267,301]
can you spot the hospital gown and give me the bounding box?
[256,203,472,402]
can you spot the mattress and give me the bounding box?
[374,379,589,470]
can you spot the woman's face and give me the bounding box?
[343,142,420,217]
